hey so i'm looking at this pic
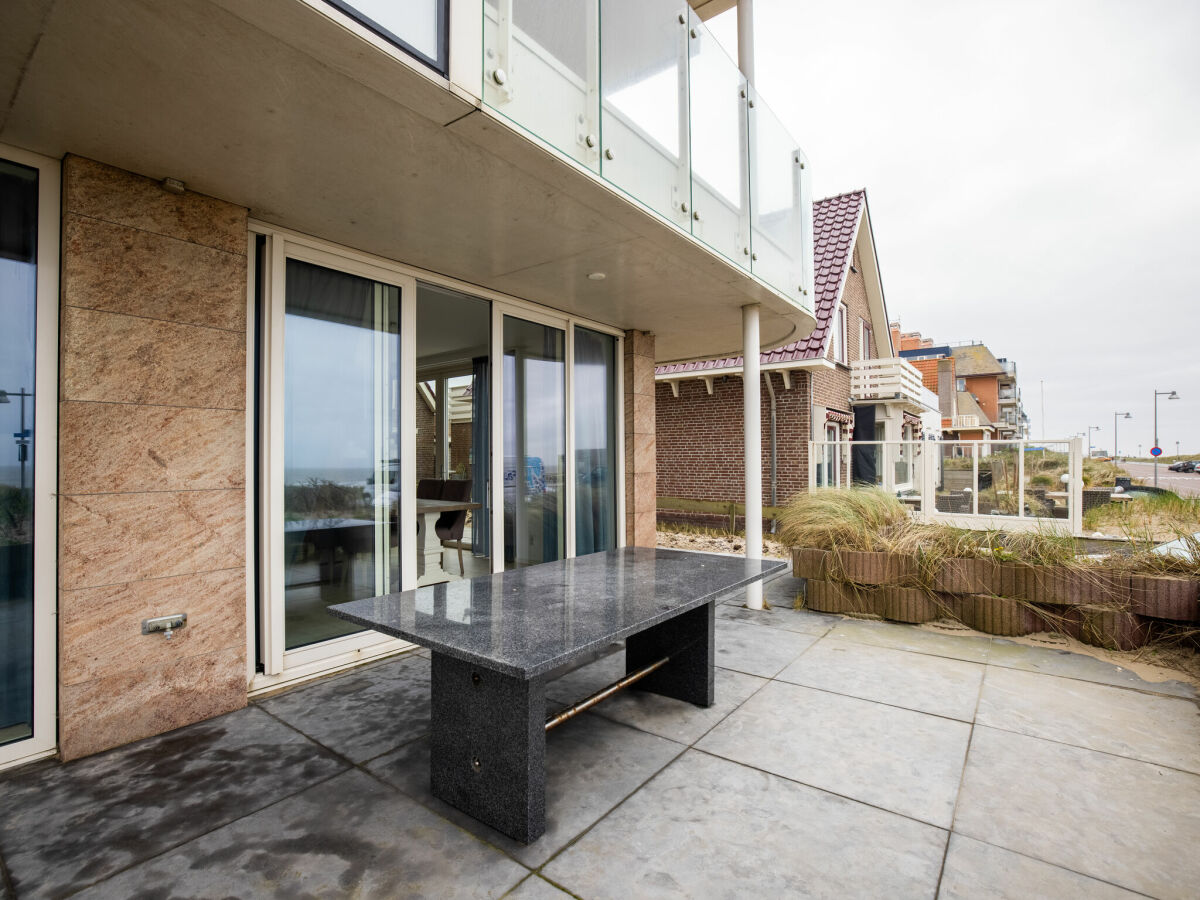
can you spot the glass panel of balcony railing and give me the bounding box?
[749,86,806,299]
[483,0,600,171]
[686,10,749,268]
[328,0,447,73]
[599,0,691,227]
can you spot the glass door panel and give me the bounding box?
[283,259,401,650]
[415,283,492,583]
[573,327,617,555]
[503,316,565,569]
[0,159,37,748]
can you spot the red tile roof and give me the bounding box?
[656,189,866,375]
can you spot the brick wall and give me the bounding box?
[416,392,435,479]
[449,421,472,478]
[57,156,248,760]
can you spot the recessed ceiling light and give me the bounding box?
[587,272,606,281]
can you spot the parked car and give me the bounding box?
[1167,460,1198,472]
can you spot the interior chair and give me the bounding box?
[436,479,473,575]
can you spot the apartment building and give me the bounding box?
[0,0,815,768]
[893,327,1030,445]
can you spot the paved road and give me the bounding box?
[1120,461,1200,497]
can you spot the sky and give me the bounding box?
[707,0,1200,456]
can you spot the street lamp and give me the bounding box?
[1113,412,1131,461]
[0,388,32,492]
[1086,425,1101,458]
[1153,389,1179,487]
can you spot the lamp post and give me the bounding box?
[1153,389,1179,487]
[0,388,32,492]
[1086,425,1101,458]
[1113,412,1131,461]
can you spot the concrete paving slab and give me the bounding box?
[977,667,1200,773]
[955,726,1200,899]
[777,640,984,721]
[74,769,528,899]
[543,749,947,898]
[545,650,625,707]
[697,680,971,827]
[938,834,1142,900]
[505,875,573,899]
[256,654,431,763]
[827,619,994,663]
[716,602,837,636]
[985,639,1196,699]
[367,713,682,868]
[0,706,347,899]
[713,619,818,677]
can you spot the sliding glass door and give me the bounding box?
[282,259,402,649]
[0,146,57,770]
[502,315,565,569]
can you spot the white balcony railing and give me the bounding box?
[850,358,937,413]
[950,415,983,429]
[480,0,813,310]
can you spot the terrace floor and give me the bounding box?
[2,576,1198,899]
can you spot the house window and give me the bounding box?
[860,320,873,360]
[832,304,847,364]
[956,377,965,391]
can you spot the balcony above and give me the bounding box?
[849,358,939,415]
[1,0,816,363]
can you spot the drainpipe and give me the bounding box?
[743,304,763,609]
[764,370,778,532]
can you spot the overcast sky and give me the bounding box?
[709,0,1200,456]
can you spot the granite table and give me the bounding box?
[329,547,785,842]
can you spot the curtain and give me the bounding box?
[574,328,617,554]
[470,356,490,558]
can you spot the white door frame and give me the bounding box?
[0,144,59,771]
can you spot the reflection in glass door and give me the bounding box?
[282,259,401,649]
[503,316,565,569]
[573,326,618,555]
[0,159,38,749]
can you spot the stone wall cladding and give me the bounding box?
[57,156,249,761]
[624,331,656,546]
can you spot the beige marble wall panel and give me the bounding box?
[59,568,246,687]
[60,401,244,494]
[63,214,246,331]
[631,430,655,477]
[60,306,245,409]
[59,489,244,591]
[632,471,657,513]
[64,156,247,256]
[623,331,656,546]
[59,646,247,761]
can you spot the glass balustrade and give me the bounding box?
[479,0,811,308]
[749,87,809,300]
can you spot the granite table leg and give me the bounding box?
[625,601,715,707]
[429,652,547,843]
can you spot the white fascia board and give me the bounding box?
[854,200,892,359]
[655,357,833,384]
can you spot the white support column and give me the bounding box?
[743,304,763,609]
[737,0,755,82]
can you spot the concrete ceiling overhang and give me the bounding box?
[1,0,814,362]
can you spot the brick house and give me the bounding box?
[656,190,938,528]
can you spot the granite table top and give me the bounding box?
[329,548,786,678]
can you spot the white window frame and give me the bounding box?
[0,145,59,772]
[830,303,847,364]
[859,318,872,361]
[247,221,624,694]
